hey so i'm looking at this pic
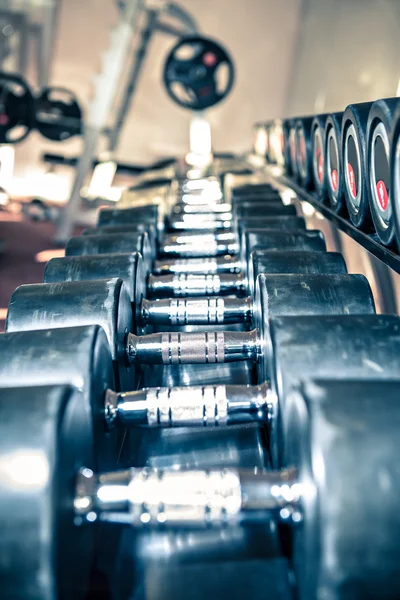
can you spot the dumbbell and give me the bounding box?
[3,379,400,600]
[158,215,306,258]
[5,267,376,431]
[150,228,327,296]
[366,97,399,245]
[64,217,327,297]
[43,249,370,330]
[0,353,269,600]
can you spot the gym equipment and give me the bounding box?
[366,98,399,245]
[43,245,368,327]
[390,103,400,250]
[0,71,34,143]
[324,112,345,212]
[65,231,154,272]
[34,86,82,141]
[341,101,374,229]
[3,378,400,600]
[310,114,327,197]
[295,116,314,189]
[6,261,375,392]
[163,35,235,111]
[151,229,327,297]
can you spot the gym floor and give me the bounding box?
[0,216,68,331]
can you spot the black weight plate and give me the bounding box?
[163,35,235,111]
[35,87,82,141]
[0,72,34,143]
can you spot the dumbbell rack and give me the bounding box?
[272,169,400,274]
[2,165,400,600]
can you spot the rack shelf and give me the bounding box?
[272,173,400,275]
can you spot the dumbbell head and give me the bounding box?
[0,385,95,600]
[65,231,153,273]
[240,229,326,281]
[341,101,373,229]
[0,326,116,470]
[83,222,158,247]
[366,97,398,245]
[247,250,347,296]
[286,379,400,600]
[97,204,160,228]
[255,312,400,466]
[295,116,314,189]
[44,252,146,326]
[325,112,344,212]
[311,114,328,197]
[6,279,135,392]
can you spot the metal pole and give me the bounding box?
[107,8,157,153]
[55,0,144,243]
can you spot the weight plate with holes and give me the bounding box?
[35,86,82,141]
[0,72,34,143]
[163,35,235,111]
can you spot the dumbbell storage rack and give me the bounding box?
[269,169,400,275]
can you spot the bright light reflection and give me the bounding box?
[189,117,212,156]
[301,202,315,217]
[87,161,117,198]
[35,248,65,263]
[281,188,296,205]
[0,450,49,489]
[0,308,7,319]
[97,484,130,503]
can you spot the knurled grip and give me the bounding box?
[153,256,241,275]
[127,329,259,365]
[128,468,242,525]
[161,241,239,258]
[148,273,244,297]
[161,331,225,364]
[142,297,252,326]
[146,386,228,426]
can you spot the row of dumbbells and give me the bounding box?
[255,97,400,248]
[2,174,400,599]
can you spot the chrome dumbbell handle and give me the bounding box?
[160,240,239,257]
[168,218,232,230]
[153,255,241,275]
[148,273,246,297]
[164,231,236,245]
[141,296,252,326]
[74,466,300,527]
[126,329,259,365]
[104,382,272,429]
[172,202,231,214]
